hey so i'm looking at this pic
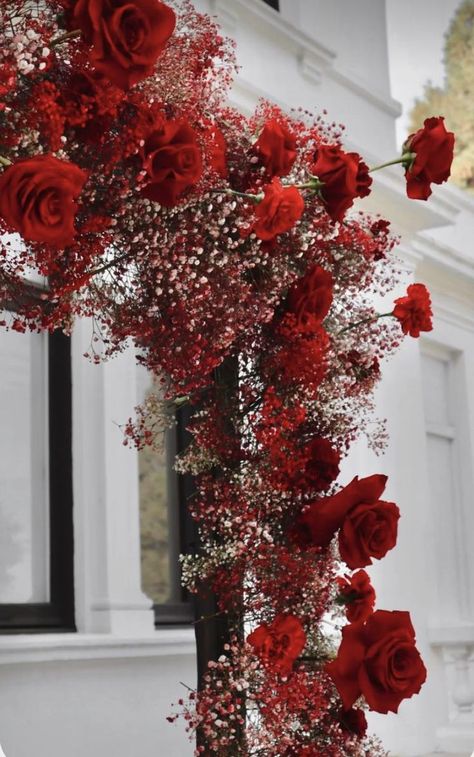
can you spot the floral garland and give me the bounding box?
[0,1,455,755]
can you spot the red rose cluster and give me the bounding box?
[0,1,454,753]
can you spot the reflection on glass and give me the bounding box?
[0,323,50,603]
[137,366,173,605]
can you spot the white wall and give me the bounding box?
[1,2,473,756]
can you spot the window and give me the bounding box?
[421,345,466,619]
[262,0,280,10]
[137,368,195,626]
[0,326,75,632]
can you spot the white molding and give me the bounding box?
[413,235,474,282]
[0,629,196,665]
[208,0,238,35]
[211,0,335,67]
[329,66,401,118]
[71,321,156,636]
[432,301,474,335]
[210,0,401,119]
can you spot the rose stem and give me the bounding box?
[50,29,81,47]
[337,312,394,336]
[368,153,415,173]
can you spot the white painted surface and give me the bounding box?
[0,2,473,756]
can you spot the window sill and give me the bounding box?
[0,628,196,665]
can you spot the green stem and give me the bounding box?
[173,395,190,407]
[368,153,415,173]
[50,29,81,47]
[292,182,319,190]
[0,155,12,167]
[337,311,394,336]
[179,681,196,693]
[211,188,262,203]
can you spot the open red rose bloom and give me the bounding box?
[0,1,454,754]
[327,610,427,714]
[404,116,455,200]
[393,282,433,337]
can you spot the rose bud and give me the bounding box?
[255,119,297,177]
[336,570,376,623]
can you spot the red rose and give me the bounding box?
[255,119,297,177]
[339,707,368,737]
[337,570,376,623]
[301,437,341,493]
[292,474,399,569]
[0,155,87,247]
[393,283,433,338]
[404,117,455,200]
[72,0,176,89]
[327,610,427,714]
[286,265,333,331]
[311,145,372,223]
[252,178,304,241]
[247,614,306,674]
[141,119,203,206]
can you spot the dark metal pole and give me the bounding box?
[177,357,241,753]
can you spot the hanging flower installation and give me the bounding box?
[0,1,454,755]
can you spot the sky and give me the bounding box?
[385,0,462,146]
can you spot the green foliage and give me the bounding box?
[409,0,474,191]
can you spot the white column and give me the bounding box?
[71,319,154,635]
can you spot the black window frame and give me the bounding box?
[0,328,75,634]
[262,0,280,10]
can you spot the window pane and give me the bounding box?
[137,367,179,605]
[0,325,50,603]
[421,353,450,425]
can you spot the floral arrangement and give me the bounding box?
[0,1,455,755]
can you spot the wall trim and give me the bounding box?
[0,629,196,665]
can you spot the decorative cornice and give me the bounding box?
[413,235,474,282]
[329,67,401,118]
[428,624,474,646]
[210,0,400,117]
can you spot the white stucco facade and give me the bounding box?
[0,2,473,756]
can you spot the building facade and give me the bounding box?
[0,2,473,756]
